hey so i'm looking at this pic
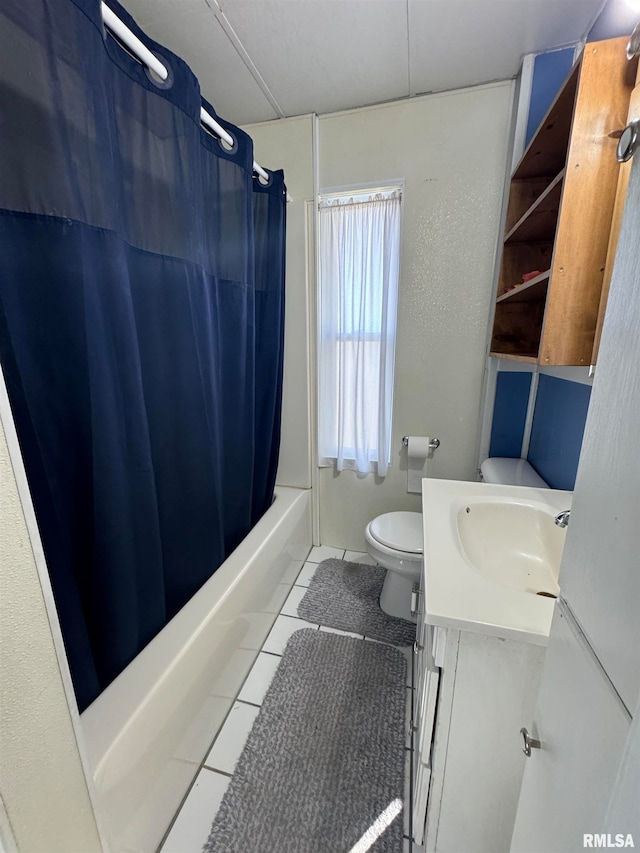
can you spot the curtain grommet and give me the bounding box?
[145,51,173,90]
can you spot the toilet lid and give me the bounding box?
[369,512,423,554]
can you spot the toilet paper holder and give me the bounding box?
[403,436,440,450]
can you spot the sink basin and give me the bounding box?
[421,479,573,644]
[456,501,564,596]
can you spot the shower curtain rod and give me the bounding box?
[101,2,290,201]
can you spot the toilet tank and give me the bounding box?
[480,457,549,488]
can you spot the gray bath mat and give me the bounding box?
[297,558,417,646]
[203,629,406,853]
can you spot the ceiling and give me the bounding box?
[122,0,609,127]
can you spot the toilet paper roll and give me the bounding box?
[407,435,431,494]
[407,436,432,459]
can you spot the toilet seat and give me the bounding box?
[368,511,423,554]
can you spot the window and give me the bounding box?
[317,186,402,476]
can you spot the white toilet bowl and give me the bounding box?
[364,511,423,622]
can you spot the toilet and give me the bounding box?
[366,458,548,623]
[365,511,423,622]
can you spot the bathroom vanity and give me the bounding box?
[412,479,572,852]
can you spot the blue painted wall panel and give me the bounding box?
[489,371,532,458]
[525,48,575,147]
[527,375,591,490]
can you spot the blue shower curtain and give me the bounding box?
[0,0,286,711]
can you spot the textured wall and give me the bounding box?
[0,409,103,853]
[557,153,640,713]
[318,82,514,549]
[243,115,314,490]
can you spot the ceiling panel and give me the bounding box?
[116,0,607,125]
[122,0,280,125]
[408,0,603,96]
[220,0,411,116]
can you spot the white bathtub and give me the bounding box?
[81,486,312,853]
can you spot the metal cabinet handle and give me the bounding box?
[413,639,423,655]
[520,727,541,757]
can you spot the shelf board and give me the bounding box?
[512,62,580,181]
[496,270,550,303]
[504,171,565,244]
[489,352,539,363]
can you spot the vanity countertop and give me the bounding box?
[421,478,573,645]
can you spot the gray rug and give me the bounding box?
[297,558,417,647]
[203,629,406,853]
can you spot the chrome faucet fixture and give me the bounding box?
[555,510,571,528]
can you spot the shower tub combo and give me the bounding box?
[81,486,312,853]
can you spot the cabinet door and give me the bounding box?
[511,606,630,853]
[413,759,431,845]
[416,663,439,763]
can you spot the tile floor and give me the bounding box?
[160,547,413,853]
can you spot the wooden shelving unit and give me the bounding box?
[490,37,638,365]
[496,270,550,303]
[504,173,564,244]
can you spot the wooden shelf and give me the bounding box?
[489,353,539,364]
[497,243,553,298]
[512,63,580,180]
[504,172,564,244]
[496,270,550,303]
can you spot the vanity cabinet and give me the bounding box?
[490,37,637,365]
[412,616,545,852]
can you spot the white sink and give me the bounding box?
[422,479,572,644]
[456,500,564,596]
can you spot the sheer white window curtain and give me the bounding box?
[318,188,402,476]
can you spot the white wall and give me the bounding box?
[0,383,104,853]
[246,85,514,549]
[244,115,315,490]
[318,82,514,549]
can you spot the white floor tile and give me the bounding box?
[319,626,364,639]
[295,560,319,587]
[204,702,259,775]
[262,614,319,655]
[160,768,229,853]
[280,585,307,617]
[237,652,281,706]
[344,550,377,565]
[307,545,345,563]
